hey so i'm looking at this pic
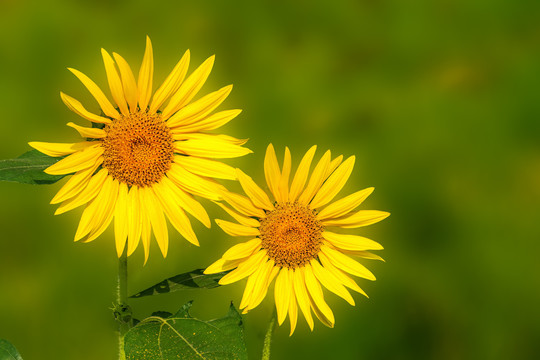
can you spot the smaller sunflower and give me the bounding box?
[205,144,389,335]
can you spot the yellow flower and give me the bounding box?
[29,37,250,262]
[205,144,389,335]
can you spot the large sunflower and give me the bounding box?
[29,37,250,261]
[205,144,389,334]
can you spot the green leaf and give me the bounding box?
[130,269,229,298]
[124,301,247,360]
[91,121,106,129]
[0,339,23,360]
[0,150,66,185]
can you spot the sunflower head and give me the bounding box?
[101,110,175,187]
[259,202,323,269]
[205,144,389,334]
[29,37,251,262]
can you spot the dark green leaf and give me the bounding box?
[151,311,173,318]
[124,301,247,360]
[0,150,66,185]
[130,269,229,298]
[0,339,23,360]
[91,121,106,129]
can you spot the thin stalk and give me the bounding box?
[117,251,129,360]
[261,308,277,360]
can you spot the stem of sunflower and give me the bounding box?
[117,251,129,360]
[261,307,277,360]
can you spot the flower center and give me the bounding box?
[259,202,323,269]
[101,111,174,187]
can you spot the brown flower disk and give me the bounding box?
[260,202,323,268]
[102,111,174,187]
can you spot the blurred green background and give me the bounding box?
[1,0,540,359]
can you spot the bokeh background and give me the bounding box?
[1,0,540,359]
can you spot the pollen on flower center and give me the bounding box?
[259,202,323,269]
[101,111,174,187]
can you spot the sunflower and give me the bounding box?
[29,37,250,261]
[205,144,389,334]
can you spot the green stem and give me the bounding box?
[117,251,129,360]
[261,308,277,360]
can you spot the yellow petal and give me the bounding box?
[74,176,115,241]
[60,92,112,124]
[152,182,198,246]
[318,252,368,297]
[292,268,314,331]
[322,210,390,228]
[322,231,383,251]
[137,36,154,110]
[255,266,280,312]
[204,257,244,274]
[298,150,331,205]
[269,266,280,285]
[167,162,226,201]
[304,264,335,328]
[356,251,384,261]
[140,202,152,264]
[320,245,375,281]
[174,155,237,180]
[214,202,260,228]
[310,156,355,209]
[112,52,139,111]
[45,144,103,175]
[68,68,120,119]
[114,182,129,257]
[316,187,374,220]
[150,49,190,114]
[101,48,129,116]
[288,269,299,336]
[85,178,119,242]
[50,161,100,204]
[85,208,115,243]
[274,268,291,325]
[173,133,248,146]
[310,259,354,306]
[219,250,267,285]
[264,144,281,201]
[289,145,317,202]
[29,141,94,157]
[236,169,274,211]
[54,168,107,215]
[241,258,275,311]
[220,190,266,218]
[276,147,291,203]
[246,258,276,311]
[170,109,241,133]
[215,219,260,237]
[142,186,169,257]
[240,269,259,311]
[73,205,99,242]
[222,238,261,261]
[158,176,210,228]
[66,122,106,139]
[326,155,343,179]
[127,186,142,256]
[339,250,385,262]
[174,138,252,159]
[161,55,215,120]
[167,85,232,128]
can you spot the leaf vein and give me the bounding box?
[155,317,208,359]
